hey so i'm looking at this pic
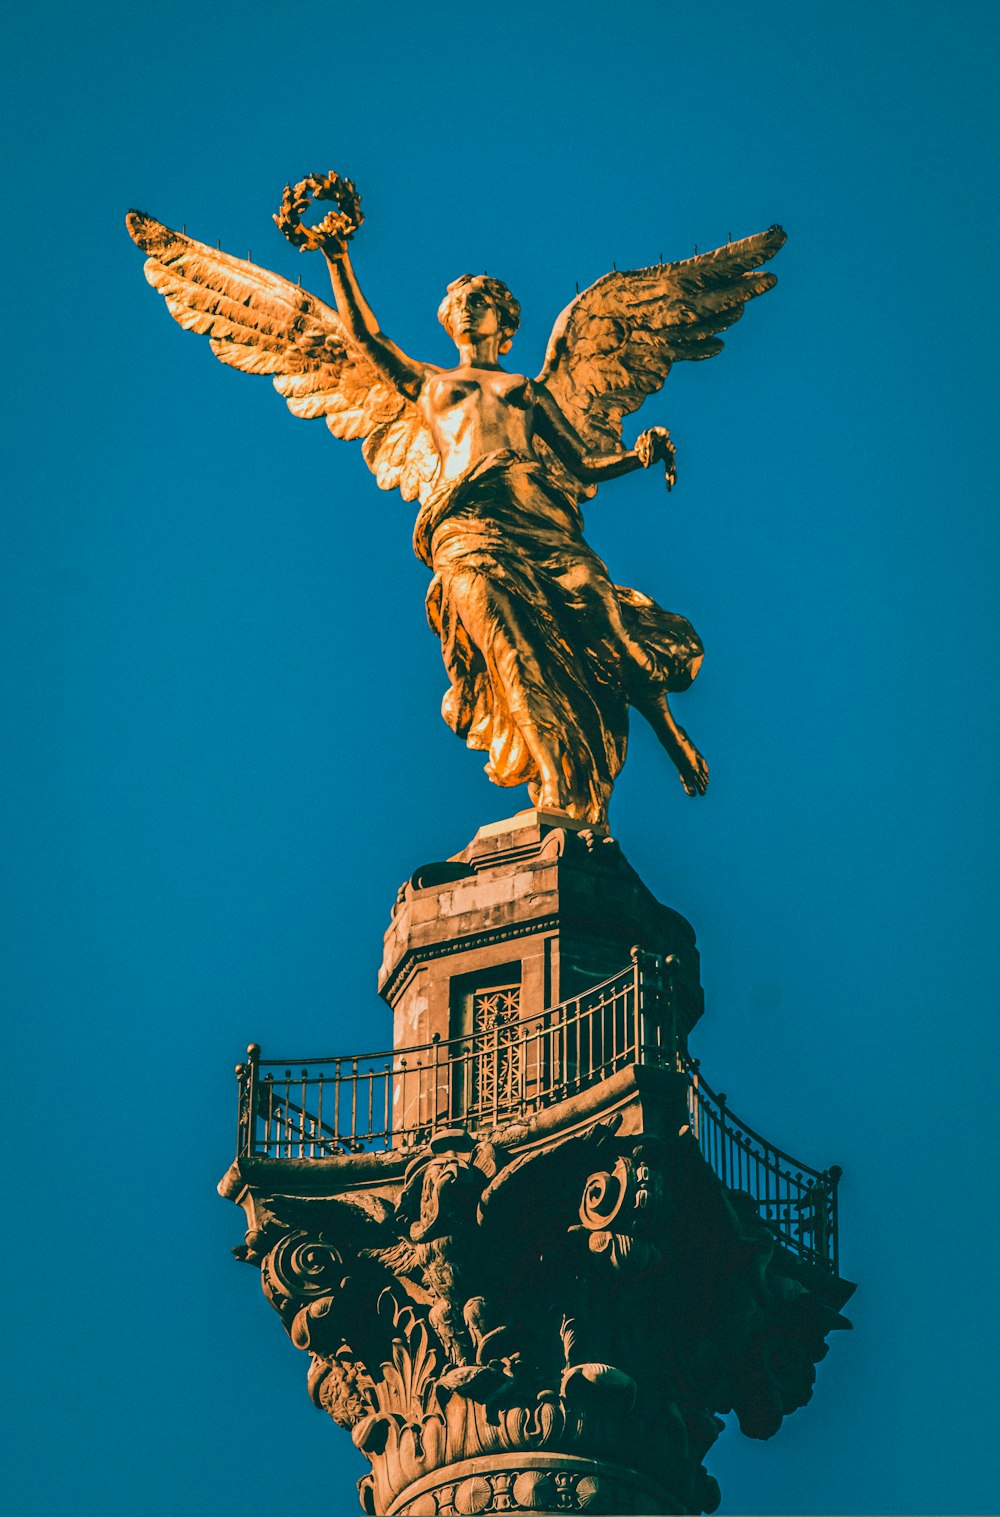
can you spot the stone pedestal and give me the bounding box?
[220,814,853,1515]
[381,810,703,1140]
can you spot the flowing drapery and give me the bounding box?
[415,451,702,823]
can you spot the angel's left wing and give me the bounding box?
[536,226,786,452]
[126,211,440,503]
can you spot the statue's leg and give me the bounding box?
[445,567,576,812]
[557,557,662,685]
[564,563,709,797]
[633,690,710,796]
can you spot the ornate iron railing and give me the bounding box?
[685,1061,841,1273]
[233,951,841,1272]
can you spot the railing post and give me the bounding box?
[630,945,643,1065]
[663,953,680,1068]
[463,1043,473,1123]
[518,1018,527,1117]
[689,1057,701,1141]
[235,1062,248,1156]
[242,1043,260,1157]
[718,1090,728,1188]
[828,1164,842,1273]
[432,1033,442,1131]
[492,1017,500,1127]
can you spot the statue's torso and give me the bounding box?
[420,366,537,483]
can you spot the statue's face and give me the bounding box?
[448,286,500,344]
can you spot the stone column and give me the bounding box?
[220,813,853,1515]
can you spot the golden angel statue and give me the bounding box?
[127,173,785,825]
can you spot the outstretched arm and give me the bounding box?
[533,383,677,489]
[323,243,427,401]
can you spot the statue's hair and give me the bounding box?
[438,274,521,351]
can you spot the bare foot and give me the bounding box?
[674,729,709,795]
[535,779,567,811]
[522,734,567,812]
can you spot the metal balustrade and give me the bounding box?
[686,1062,841,1273]
[233,950,841,1272]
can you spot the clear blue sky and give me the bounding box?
[3,3,997,1513]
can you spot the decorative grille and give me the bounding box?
[471,983,521,1115]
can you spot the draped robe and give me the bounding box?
[414,451,703,824]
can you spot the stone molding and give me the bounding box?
[386,1452,678,1514]
[381,913,560,1006]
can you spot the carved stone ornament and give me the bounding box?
[227,1120,851,1514]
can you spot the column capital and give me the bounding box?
[229,1117,851,1515]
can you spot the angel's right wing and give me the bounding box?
[126,211,441,503]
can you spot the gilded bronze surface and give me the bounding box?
[127,174,785,823]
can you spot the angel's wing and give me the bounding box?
[125,211,440,503]
[536,226,787,452]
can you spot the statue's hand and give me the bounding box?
[635,427,677,491]
[317,230,350,263]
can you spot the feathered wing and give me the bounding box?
[536,226,787,453]
[125,211,440,503]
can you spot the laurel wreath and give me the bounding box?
[273,172,364,251]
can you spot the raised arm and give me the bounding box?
[323,244,427,401]
[533,383,677,489]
